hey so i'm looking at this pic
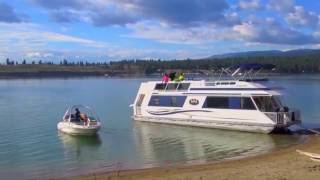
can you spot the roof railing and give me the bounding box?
[155,82,190,91]
[217,63,276,82]
[264,109,301,125]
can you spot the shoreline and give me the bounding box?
[70,135,320,180]
[0,72,319,80]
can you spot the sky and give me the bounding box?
[0,0,320,62]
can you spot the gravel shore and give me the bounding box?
[66,135,320,180]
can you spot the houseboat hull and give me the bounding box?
[134,116,276,133]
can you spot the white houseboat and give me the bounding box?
[131,64,301,133]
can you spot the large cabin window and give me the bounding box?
[203,97,256,110]
[148,96,187,107]
[204,97,229,109]
[241,97,256,110]
[252,96,282,112]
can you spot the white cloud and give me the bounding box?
[232,17,320,45]
[34,0,233,27]
[238,0,262,10]
[25,52,42,58]
[0,22,206,61]
[0,23,107,47]
[285,6,320,28]
[126,15,320,47]
[42,32,106,47]
[127,21,232,44]
[312,44,320,49]
[103,45,208,60]
[267,0,295,13]
[26,52,54,58]
[0,22,108,60]
[233,22,258,39]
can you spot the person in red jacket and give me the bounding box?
[162,73,169,83]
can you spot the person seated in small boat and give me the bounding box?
[75,108,81,122]
[80,113,89,125]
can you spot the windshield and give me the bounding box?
[252,96,282,112]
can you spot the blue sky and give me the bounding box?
[0,0,320,62]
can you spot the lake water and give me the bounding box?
[0,75,319,178]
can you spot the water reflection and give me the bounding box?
[133,122,302,167]
[58,132,102,160]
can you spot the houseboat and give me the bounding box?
[131,64,302,133]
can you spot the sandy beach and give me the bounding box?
[67,135,320,180]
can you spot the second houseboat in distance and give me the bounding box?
[132,64,302,133]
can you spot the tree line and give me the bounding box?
[3,58,110,66]
[2,54,320,74]
[109,54,320,74]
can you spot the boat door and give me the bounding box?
[135,94,145,115]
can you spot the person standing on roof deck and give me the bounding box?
[169,72,176,81]
[162,73,169,83]
[178,73,185,81]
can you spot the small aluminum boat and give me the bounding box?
[57,105,101,136]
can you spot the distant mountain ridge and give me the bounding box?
[208,49,320,59]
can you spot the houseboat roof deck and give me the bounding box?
[146,80,281,96]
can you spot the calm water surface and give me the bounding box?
[0,75,319,178]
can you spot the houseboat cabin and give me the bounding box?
[132,80,301,133]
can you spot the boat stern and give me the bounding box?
[264,109,302,129]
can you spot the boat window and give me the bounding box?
[213,82,236,86]
[150,96,160,106]
[203,97,256,110]
[252,96,282,112]
[166,83,179,90]
[205,82,216,86]
[177,83,190,90]
[229,97,241,109]
[148,95,187,107]
[154,83,166,90]
[154,83,190,90]
[203,97,229,109]
[241,97,256,110]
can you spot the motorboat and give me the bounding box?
[131,64,302,134]
[57,105,101,135]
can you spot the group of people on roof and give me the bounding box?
[162,72,185,83]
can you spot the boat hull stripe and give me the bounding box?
[189,88,271,91]
[147,110,211,115]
